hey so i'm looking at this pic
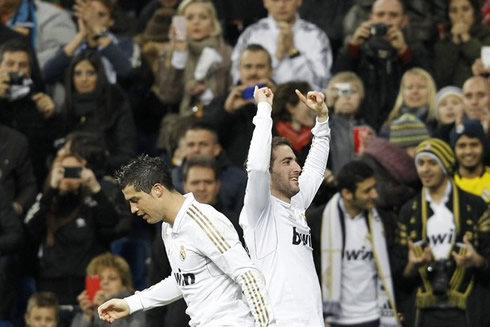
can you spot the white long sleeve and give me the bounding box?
[124,275,183,313]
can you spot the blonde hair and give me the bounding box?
[86,252,134,292]
[325,71,365,108]
[177,0,222,37]
[387,68,436,124]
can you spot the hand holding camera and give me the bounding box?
[350,21,372,46]
[403,240,433,278]
[451,234,486,269]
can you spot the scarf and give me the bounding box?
[321,193,398,326]
[179,36,222,115]
[275,121,312,152]
[400,106,429,123]
[7,0,36,48]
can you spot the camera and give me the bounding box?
[334,83,352,97]
[8,72,26,85]
[426,259,454,296]
[370,23,388,37]
[64,167,82,179]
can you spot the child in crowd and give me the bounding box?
[435,86,464,126]
[71,253,145,327]
[25,292,59,327]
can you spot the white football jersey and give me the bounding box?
[125,194,274,327]
[240,102,330,327]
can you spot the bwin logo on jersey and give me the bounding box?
[429,228,455,246]
[344,246,373,261]
[292,227,312,247]
[175,269,195,286]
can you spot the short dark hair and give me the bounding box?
[26,292,58,317]
[114,155,175,193]
[270,136,293,172]
[272,81,311,122]
[0,38,31,67]
[336,160,374,194]
[186,121,220,144]
[183,155,218,182]
[241,43,272,68]
[66,131,108,177]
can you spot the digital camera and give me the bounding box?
[426,259,454,296]
[370,23,388,37]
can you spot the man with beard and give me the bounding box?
[450,120,490,203]
[239,86,329,326]
[321,161,398,326]
[392,138,490,326]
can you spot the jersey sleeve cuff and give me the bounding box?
[311,117,330,137]
[256,102,272,118]
[124,293,144,314]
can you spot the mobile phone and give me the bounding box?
[64,166,82,178]
[481,46,490,68]
[172,15,187,41]
[85,275,100,301]
[242,84,266,100]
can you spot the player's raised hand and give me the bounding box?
[98,298,130,323]
[295,89,328,122]
[253,86,274,106]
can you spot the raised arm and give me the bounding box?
[241,87,274,230]
[292,90,330,209]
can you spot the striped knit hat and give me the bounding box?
[415,138,456,175]
[389,113,430,148]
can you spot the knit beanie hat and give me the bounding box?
[389,113,430,148]
[434,86,463,119]
[449,119,486,148]
[415,138,456,175]
[143,8,175,42]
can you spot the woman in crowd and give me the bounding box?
[434,0,490,88]
[434,0,490,87]
[383,68,437,134]
[71,253,145,327]
[24,153,120,307]
[156,0,232,115]
[62,51,136,173]
[272,81,314,165]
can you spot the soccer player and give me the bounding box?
[240,86,330,326]
[97,156,274,326]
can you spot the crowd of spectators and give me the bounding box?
[0,0,489,326]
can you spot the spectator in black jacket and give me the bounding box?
[0,39,58,187]
[0,123,37,218]
[61,51,137,174]
[24,152,120,306]
[334,0,430,131]
[0,184,23,322]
